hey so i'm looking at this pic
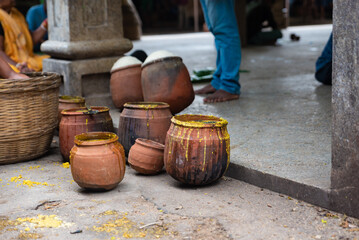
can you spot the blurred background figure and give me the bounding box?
[26,0,47,52]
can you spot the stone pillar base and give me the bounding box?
[43,57,120,108]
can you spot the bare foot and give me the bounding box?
[194,84,216,94]
[204,89,239,103]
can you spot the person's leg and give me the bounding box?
[203,0,241,102]
[195,0,221,94]
[315,62,332,85]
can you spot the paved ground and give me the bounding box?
[0,139,359,240]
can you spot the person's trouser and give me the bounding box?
[315,62,332,85]
[200,0,241,95]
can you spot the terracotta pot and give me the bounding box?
[110,56,143,110]
[70,132,126,190]
[128,138,165,175]
[164,114,230,185]
[59,107,114,161]
[118,102,172,155]
[141,50,194,114]
[58,96,85,126]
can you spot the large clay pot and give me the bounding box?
[70,132,126,190]
[164,114,230,185]
[60,107,114,161]
[128,138,165,175]
[118,102,172,155]
[58,96,85,126]
[110,56,143,110]
[141,50,195,114]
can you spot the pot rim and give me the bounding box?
[135,138,165,150]
[110,63,141,74]
[74,132,118,146]
[141,56,182,68]
[171,114,228,128]
[123,102,170,109]
[59,95,85,104]
[61,106,110,115]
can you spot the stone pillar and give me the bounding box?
[42,0,132,106]
[331,0,359,218]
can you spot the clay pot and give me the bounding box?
[141,50,195,114]
[58,96,85,126]
[128,138,165,175]
[110,56,143,110]
[164,114,230,185]
[118,102,172,155]
[59,107,114,161]
[70,132,126,191]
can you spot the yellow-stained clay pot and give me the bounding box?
[164,114,230,185]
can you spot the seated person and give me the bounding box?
[246,0,283,45]
[315,32,332,85]
[0,55,28,79]
[0,0,49,72]
[26,0,48,52]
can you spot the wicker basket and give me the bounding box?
[0,72,61,164]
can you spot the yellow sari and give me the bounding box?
[0,8,49,72]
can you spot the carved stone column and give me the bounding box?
[42,0,133,105]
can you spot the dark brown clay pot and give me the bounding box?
[164,114,230,186]
[58,96,85,126]
[118,102,172,155]
[141,52,194,114]
[59,107,114,162]
[128,138,165,175]
[70,132,126,191]
[110,57,143,111]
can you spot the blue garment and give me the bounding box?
[200,0,241,95]
[316,33,332,72]
[26,4,47,52]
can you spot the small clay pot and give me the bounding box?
[128,138,165,175]
[59,107,114,161]
[58,96,85,126]
[141,50,195,114]
[110,56,143,110]
[70,132,126,191]
[164,114,230,185]
[118,102,172,155]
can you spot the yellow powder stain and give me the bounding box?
[0,178,2,182]
[17,232,43,239]
[10,175,22,182]
[16,215,63,228]
[185,129,192,161]
[22,180,54,188]
[28,166,40,170]
[102,210,119,216]
[202,136,207,171]
[62,162,70,169]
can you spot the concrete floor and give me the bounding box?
[1,142,359,240]
[112,24,332,191]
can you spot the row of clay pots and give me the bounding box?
[68,114,230,190]
[110,50,195,114]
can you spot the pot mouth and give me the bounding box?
[61,106,110,115]
[141,56,182,68]
[59,95,85,103]
[135,138,165,150]
[74,132,118,146]
[123,102,170,109]
[171,114,228,128]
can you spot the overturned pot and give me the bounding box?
[110,56,143,111]
[141,50,194,114]
[128,138,165,175]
